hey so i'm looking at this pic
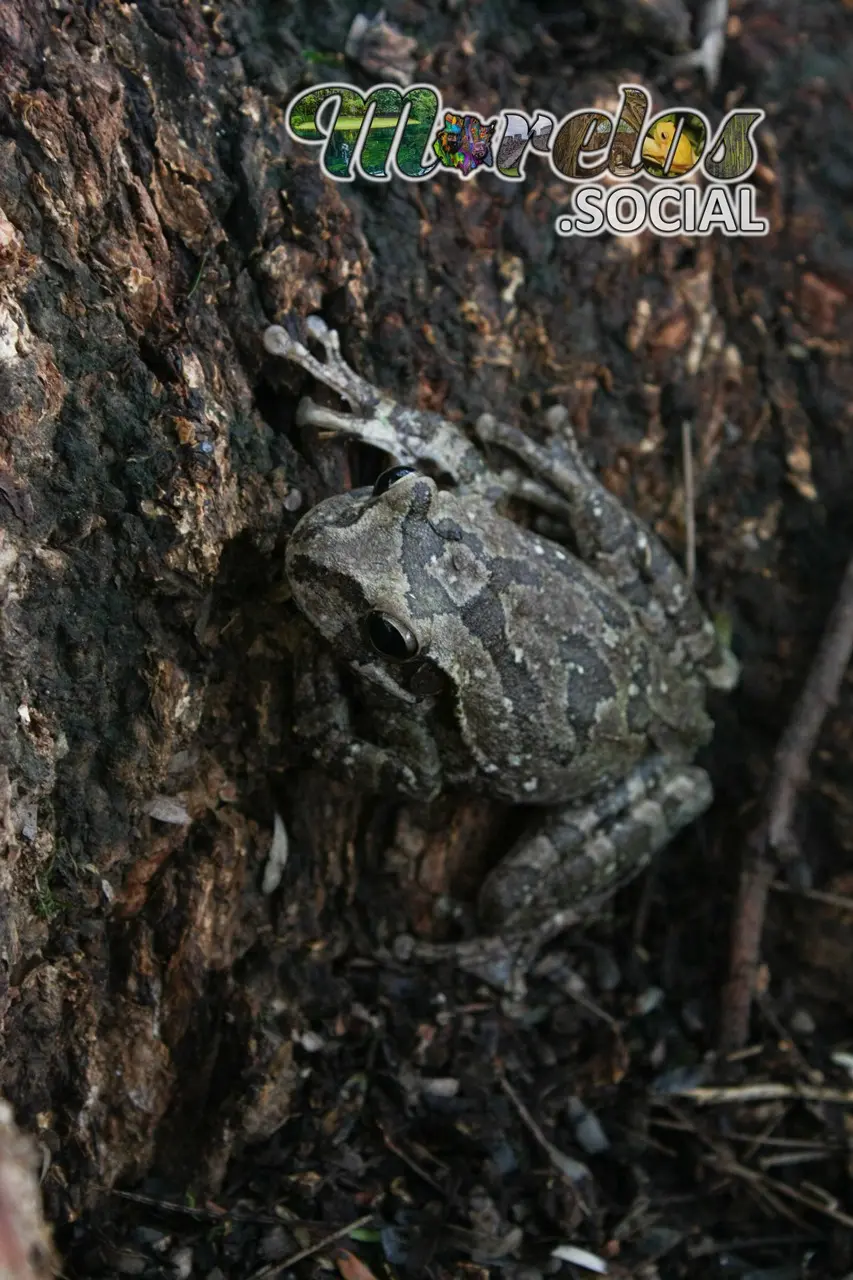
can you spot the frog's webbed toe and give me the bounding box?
[295,396,408,460]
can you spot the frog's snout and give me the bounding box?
[373,466,437,517]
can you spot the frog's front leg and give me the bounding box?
[292,642,443,801]
[475,409,738,692]
[264,319,490,494]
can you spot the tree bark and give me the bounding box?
[0,0,369,1220]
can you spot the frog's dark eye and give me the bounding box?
[373,466,416,497]
[366,610,420,661]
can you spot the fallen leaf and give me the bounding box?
[144,795,191,825]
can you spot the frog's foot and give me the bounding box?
[264,318,488,490]
[394,908,595,1001]
[475,408,738,692]
[393,931,533,999]
[477,757,713,934]
[664,0,728,91]
[264,317,382,415]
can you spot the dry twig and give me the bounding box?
[770,880,853,912]
[111,1189,281,1225]
[720,551,853,1052]
[661,1082,853,1106]
[703,1151,853,1232]
[247,1213,376,1280]
[498,1071,591,1187]
[681,420,696,585]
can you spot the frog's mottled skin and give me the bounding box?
[264,318,738,941]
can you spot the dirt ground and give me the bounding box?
[0,0,852,1277]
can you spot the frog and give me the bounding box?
[263,316,739,985]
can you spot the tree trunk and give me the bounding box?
[0,0,365,1220]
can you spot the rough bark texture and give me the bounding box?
[0,0,347,1216]
[0,0,851,1270]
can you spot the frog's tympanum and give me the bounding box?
[264,318,738,964]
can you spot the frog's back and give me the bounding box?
[438,499,713,806]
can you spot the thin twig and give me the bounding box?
[691,1234,821,1258]
[247,1213,376,1280]
[766,550,853,863]
[760,1150,830,1170]
[720,550,853,1053]
[497,1071,591,1188]
[681,420,696,585]
[186,249,209,301]
[737,1102,785,1166]
[770,880,853,912]
[703,1151,853,1231]
[719,852,775,1055]
[667,0,729,91]
[109,1189,278,1225]
[655,1100,808,1230]
[715,1133,832,1151]
[659,1082,853,1106]
[379,1123,445,1193]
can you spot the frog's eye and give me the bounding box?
[373,466,416,496]
[366,610,420,661]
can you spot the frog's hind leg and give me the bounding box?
[475,409,738,691]
[265,318,488,489]
[476,756,713,935]
[399,757,715,998]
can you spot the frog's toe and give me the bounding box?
[543,403,571,431]
[304,314,346,365]
[473,411,498,443]
[305,314,331,339]
[704,647,741,692]
[263,324,302,358]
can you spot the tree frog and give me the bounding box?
[264,318,738,977]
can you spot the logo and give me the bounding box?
[432,112,497,176]
[286,83,768,238]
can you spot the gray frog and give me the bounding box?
[264,317,738,972]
